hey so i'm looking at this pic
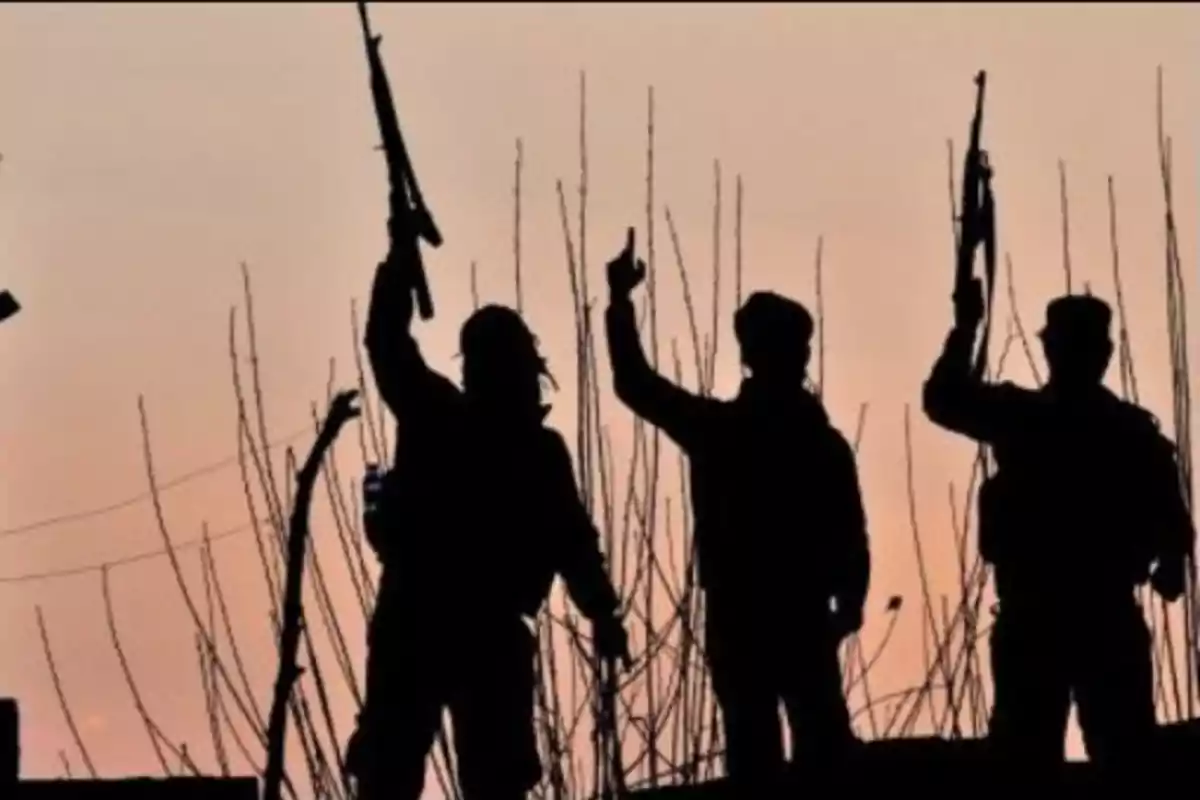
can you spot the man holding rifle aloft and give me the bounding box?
[922,72,1194,772]
[344,5,629,799]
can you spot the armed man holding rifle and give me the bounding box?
[922,72,1195,772]
[344,5,629,799]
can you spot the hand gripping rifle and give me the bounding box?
[357,1,441,321]
[954,71,997,381]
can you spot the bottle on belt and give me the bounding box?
[363,463,384,547]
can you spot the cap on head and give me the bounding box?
[459,304,545,376]
[1039,295,1112,343]
[734,291,815,352]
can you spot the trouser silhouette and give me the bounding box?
[348,612,541,800]
[988,596,1156,769]
[705,596,855,786]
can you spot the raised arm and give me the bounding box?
[358,0,454,422]
[605,228,713,449]
[922,277,1010,442]
[363,231,459,426]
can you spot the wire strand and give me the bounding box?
[0,518,269,585]
[0,425,312,540]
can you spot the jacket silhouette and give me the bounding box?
[347,243,628,800]
[923,280,1195,769]
[604,228,869,785]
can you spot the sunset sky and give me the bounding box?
[0,2,1197,788]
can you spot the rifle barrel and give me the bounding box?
[356,0,371,39]
[357,0,439,320]
[954,71,989,300]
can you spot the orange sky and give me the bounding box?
[0,1,1197,788]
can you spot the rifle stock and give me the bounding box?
[358,1,440,320]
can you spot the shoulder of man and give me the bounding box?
[534,425,577,474]
[983,381,1047,436]
[820,421,854,455]
[995,380,1041,405]
[533,427,595,532]
[535,422,566,449]
[1117,396,1161,429]
[1110,397,1175,454]
[809,420,859,478]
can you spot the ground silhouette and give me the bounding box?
[624,718,1200,797]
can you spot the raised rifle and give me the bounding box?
[357,0,441,321]
[956,74,1001,556]
[954,71,997,380]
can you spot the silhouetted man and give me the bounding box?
[604,229,870,785]
[347,242,630,800]
[923,278,1195,770]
